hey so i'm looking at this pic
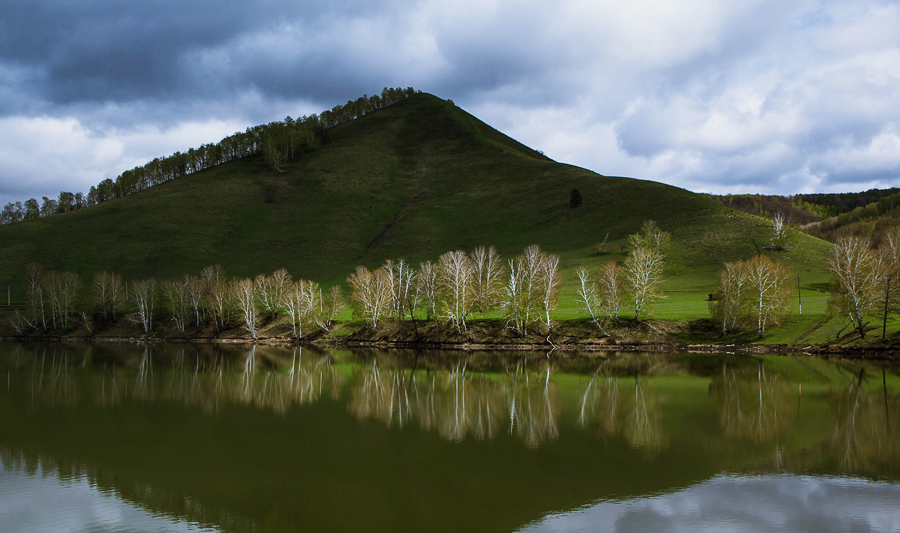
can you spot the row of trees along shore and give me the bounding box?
[0,87,418,224]
[8,220,900,342]
[6,225,664,340]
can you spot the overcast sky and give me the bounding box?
[1,0,898,206]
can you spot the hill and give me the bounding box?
[0,92,832,325]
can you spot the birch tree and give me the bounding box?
[255,269,291,317]
[877,227,900,339]
[770,212,791,250]
[469,246,505,314]
[744,255,791,339]
[184,275,205,326]
[535,251,562,330]
[313,285,345,335]
[347,265,392,328]
[576,262,622,332]
[161,278,190,333]
[576,267,605,332]
[598,262,624,319]
[438,250,475,331]
[503,245,557,336]
[385,259,417,320]
[206,280,234,330]
[416,261,439,322]
[281,279,314,339]
[200,265,226,284]
[43,271,81,330]
[711,261,748,334]
[23,262,46,329]
[233,279,260,339]
[624,245,665,320]
[829,236,882,339]
[92,271,125,320]
[130,279,158,333]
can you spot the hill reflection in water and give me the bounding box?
[1,342,899,533]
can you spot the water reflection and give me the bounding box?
[2,343,900,533]
[519,474,900,533]
[713,360,792,443]
[348,357,560,447]
[829,367,900,473]
[578,372,666,455]
[12,344,343,416]
[0,450,232,533]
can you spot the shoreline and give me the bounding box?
[4,334,899,359]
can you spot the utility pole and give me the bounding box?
[797,275,802,315]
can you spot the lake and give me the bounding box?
[1,342,898,532]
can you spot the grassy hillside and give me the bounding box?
[0,93,834,330]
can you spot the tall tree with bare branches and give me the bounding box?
[233,279,260,339]
[347,265,392,328]
[438,250,475,331]
[92,271,125,320]
[829,235,882,339]
[744,254,792,339]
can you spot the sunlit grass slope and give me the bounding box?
[0,93,832,322]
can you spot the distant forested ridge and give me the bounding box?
[711,187,900,243]
[0,87,418,224]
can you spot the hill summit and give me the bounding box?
[0,93,787,296]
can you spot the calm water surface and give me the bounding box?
[1,342,897,532]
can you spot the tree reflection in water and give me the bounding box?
[21,345,343,416]
[577,368,666,455]
[829,366,900,473]
[347,356,560,447]
[714,359,792,444]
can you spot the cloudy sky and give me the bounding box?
[1,0,899,206]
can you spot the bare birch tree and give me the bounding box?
[43,271,81,330]
[23,262,46,329]
[313,285,345,335]
[624,245,665,320]
[744,255,791,339]
[233,278,260,339]
[161,278,190,333]
[469,246,505,314]
[347,265,392,328]
[282,279,314,339]
[503,245,556,336]
[200,264,226,284]
[576,267,605,333]
[829,236,882,339]
[770,212,791,250]
[629,220,671,254]
[184,275,205,326]
[92,271,125,320]
[385,259,417,320]
[535,252,562,330]
[598,262,623,319]
[416,261,439,322]
[576,262,622,333]
[877,226,900,339]
[438,250,475,331]
[711,261,748,334]
[255,269,291,318]
[130,279,158,333]
[206,280,234,330]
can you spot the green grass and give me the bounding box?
[0,92,861,345]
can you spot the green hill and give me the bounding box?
[0,93,833,325]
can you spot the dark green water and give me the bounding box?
[1,342,898,532]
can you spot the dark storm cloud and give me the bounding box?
[0,0,898,204]
[0,0,396,107]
